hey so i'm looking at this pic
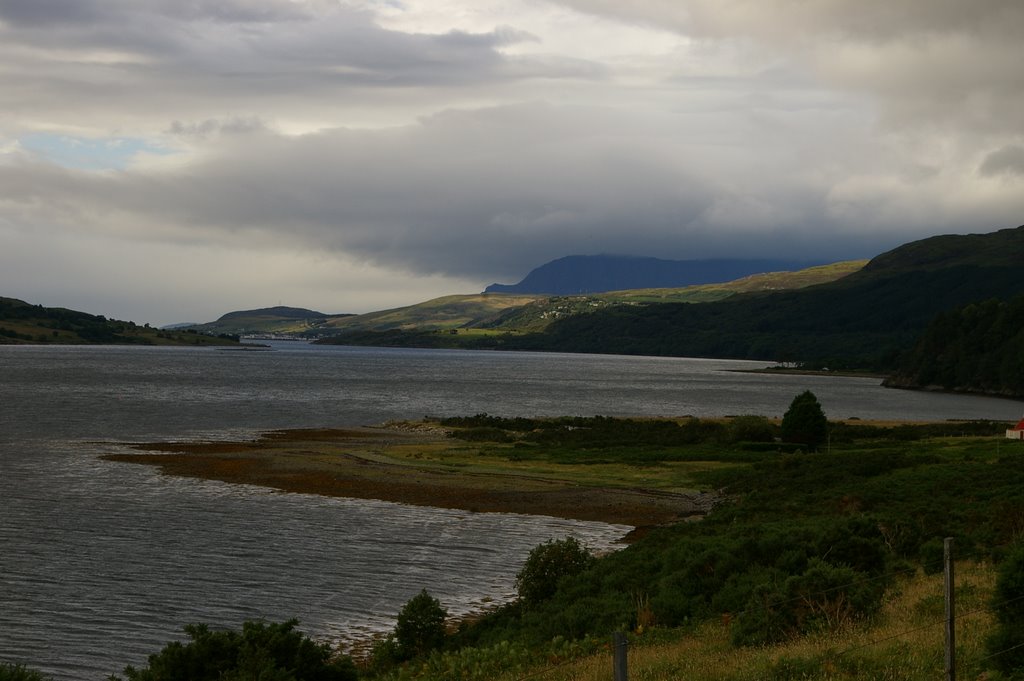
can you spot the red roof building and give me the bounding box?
[1007,418,1024,440]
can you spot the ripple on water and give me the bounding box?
[2,439,630,680]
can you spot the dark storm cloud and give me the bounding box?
[2,0,1023,320]
[980,146,1024,178]
[3,100,999,286]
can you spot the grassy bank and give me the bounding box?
[404,561,995,681]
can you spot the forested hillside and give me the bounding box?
[489,226,1024,369]
[321,226,1024,372]
[885,295,1024,398]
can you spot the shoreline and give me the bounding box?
[102,425,718,540]
[724,367,888,379]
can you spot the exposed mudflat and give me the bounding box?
[103,425,717,535]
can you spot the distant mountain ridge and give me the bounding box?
[189,306,354,336]
[485,255,824,294]
[494,225,1024,368]
[217,306,329,321]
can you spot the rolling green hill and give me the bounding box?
[494,225,1024,368]
[189,306,349,336]
[320,225,1024,372]
[320,294,546,333]
[316,261,865,339]
[0,297,240,346]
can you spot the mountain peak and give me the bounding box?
[485,255,824,295]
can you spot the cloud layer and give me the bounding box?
[1,0,1022,324]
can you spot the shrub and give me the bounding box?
[732,559,885,646]
[727,415,777,443]
[515,537,596,606]
[988,543,1024,674]
[110,619,356,681]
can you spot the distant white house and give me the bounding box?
[1007,417,1024,440]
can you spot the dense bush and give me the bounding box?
[987,543,1024,674]
[732,558,886,645]
[110,619,356,681]
[726,415,778,443]
[516,537,596,606]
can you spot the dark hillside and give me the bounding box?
[885,294,1024,398]
[495,226,1024,368]
[0,297,238,346]
[217,306,328,321]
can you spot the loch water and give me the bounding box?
[2,342,1022,679]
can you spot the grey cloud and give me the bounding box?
[558,0,1024,135]
[0,0,113,26]
[980,145,1024,177]
[0,0,309,26]
[3,102,1013,286]
[0,2,603,134]
[166,117,268,139]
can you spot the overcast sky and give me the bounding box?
[1,0,1022,325]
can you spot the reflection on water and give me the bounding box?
[1,343,1022,678]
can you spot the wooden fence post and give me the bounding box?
[945,537,956,681]
[613,631,628,681]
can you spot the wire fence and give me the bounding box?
[508,556,1024,680]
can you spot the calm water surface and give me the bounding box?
[2,343,1022,679]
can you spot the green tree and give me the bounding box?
[110,619,356,681]
[515,537,595,606]
[781,390,828,451]
[393,589,448,661]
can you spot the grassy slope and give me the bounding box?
[321,294,547,333]
[492,227,1024,368]
[0,297,239,346]
[596,260,869,304]
[481,562,995,681]
[361,416,1022,681]
[193,313,334,336]
[319,261,866,338]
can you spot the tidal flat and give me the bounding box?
[102,421,717,533]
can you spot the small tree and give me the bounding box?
[393,589,448,661]
[781,390,828,451]
[515,537,595,605]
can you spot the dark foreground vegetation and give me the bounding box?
[10,403,1024,680]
